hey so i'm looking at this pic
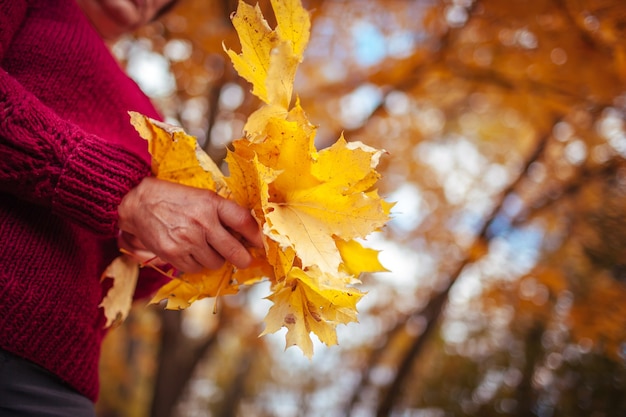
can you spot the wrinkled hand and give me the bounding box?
[118,177,263,273]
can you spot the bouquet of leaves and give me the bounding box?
[102,0,392,357]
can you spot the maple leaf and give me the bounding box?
[129,111,227,193]
[336,238,389,276]
[260,267,363,358]
[272,0,311,60]
[224,0,308,108]
[100,254,139,327]
[262,139,390,273]
[224,2,278,104]
[150,262,240,310]
[226,114,391,275]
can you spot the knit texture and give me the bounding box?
[0,0,169,402]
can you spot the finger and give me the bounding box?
[216,199,263,248]
[167,253,205,275]
[205,226,253,269]
[190,244,226,271]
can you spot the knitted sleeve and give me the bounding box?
[0,70,151,237]
[0,1,153,237]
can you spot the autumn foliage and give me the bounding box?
[97,1,626,416]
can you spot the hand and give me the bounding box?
[117,230,166,267]
[117,177,263,273]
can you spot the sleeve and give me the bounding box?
[0,2,150,237]
[0,69,151,237]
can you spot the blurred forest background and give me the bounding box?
[96,0,626,416]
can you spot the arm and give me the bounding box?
[0,69,150,237]
[0,1,150,237]
[0,74,261,273]
[0,1,262,273]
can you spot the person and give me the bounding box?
[0,0,263,415]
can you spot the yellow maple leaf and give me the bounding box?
[100,254,139,327]
[261,267,363,358]
[129,111,227,193]
[227,115,390,275]
[223,1,279,105]
[271,0,310,60]
[335,238,389,277]
[263,161,389,273]
[150,262,240,310]
[224,0,309,108]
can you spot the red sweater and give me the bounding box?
[0,0,167,402]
